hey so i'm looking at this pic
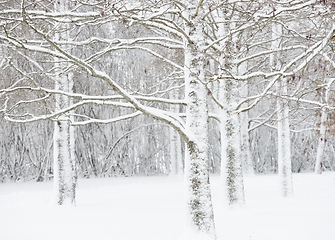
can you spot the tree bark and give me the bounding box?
[217,8,245,205]
[277,78,293,197]
[182,3,216,238]
[219,79,245,205]
[269,20,293,197]
[169,90,183,175]
[239,75,254,175]
[53,0,77,205]
[315,106,327,174]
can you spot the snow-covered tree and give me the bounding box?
[52,0,77,205]
[182,3,216,237]
[0,1,217,237]
[270,21,293,197]
[1,2,335,239]
[169,89,183,175]
[314,71,335,174]
[215,6,245,205]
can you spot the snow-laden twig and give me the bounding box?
[236,24,335,113]
[253,0,317,20]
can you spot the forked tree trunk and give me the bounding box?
[217,9,245,205]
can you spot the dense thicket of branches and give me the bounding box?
[0,0,334,183]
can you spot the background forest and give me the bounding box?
[1,0,334,180]
[0,1,335,239]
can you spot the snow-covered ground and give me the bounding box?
[0,172,334,240]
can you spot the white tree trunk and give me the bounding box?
[169,128,183,175]
[53,119,76,205]
[219,79,245,205]
[315,106,327,174]
[217,9,245,205]
[181,4,216,239]
[277,80,293,197]
[239,81,253,175]
[270,21,293,197]
[53,0,77,205]
[169,91,183,175]
[314,77,332,174]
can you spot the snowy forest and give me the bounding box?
[0,1,335,239]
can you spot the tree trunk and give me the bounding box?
[169,128,183,175]
[270,20,293,197]
[182,4,216,239]
[240,110,253,175]
[315,106,327,174]
[217,9,245,205]
[169,90,183,175]
[277,79,293,197]
[270,21,293,197]
[240,77,253,175]
[53,120,76,205]
[53,0,77,205]
[219,79,245,205]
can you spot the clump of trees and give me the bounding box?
[1,0,335,238]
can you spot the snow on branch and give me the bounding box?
[71,111,143,126]
[253,0,318,20]
[236,25,335,113]
[0,85,186,106]
[1,20,189,142]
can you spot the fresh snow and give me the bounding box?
[0,172,334,240]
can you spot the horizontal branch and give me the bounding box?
[0,86,186,106]
[71,111,142,126]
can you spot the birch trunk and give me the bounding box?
[169,128,183,175]
[181,4,216,239]
[314,77,333,174]
[53,0,77,205]
[217,10,245,205]
[271,23,293,197]
[277,79,293,197]
[169,90,183,175]
[240,76,253,175]
[219,79,245,205]
[236,27,252,175]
